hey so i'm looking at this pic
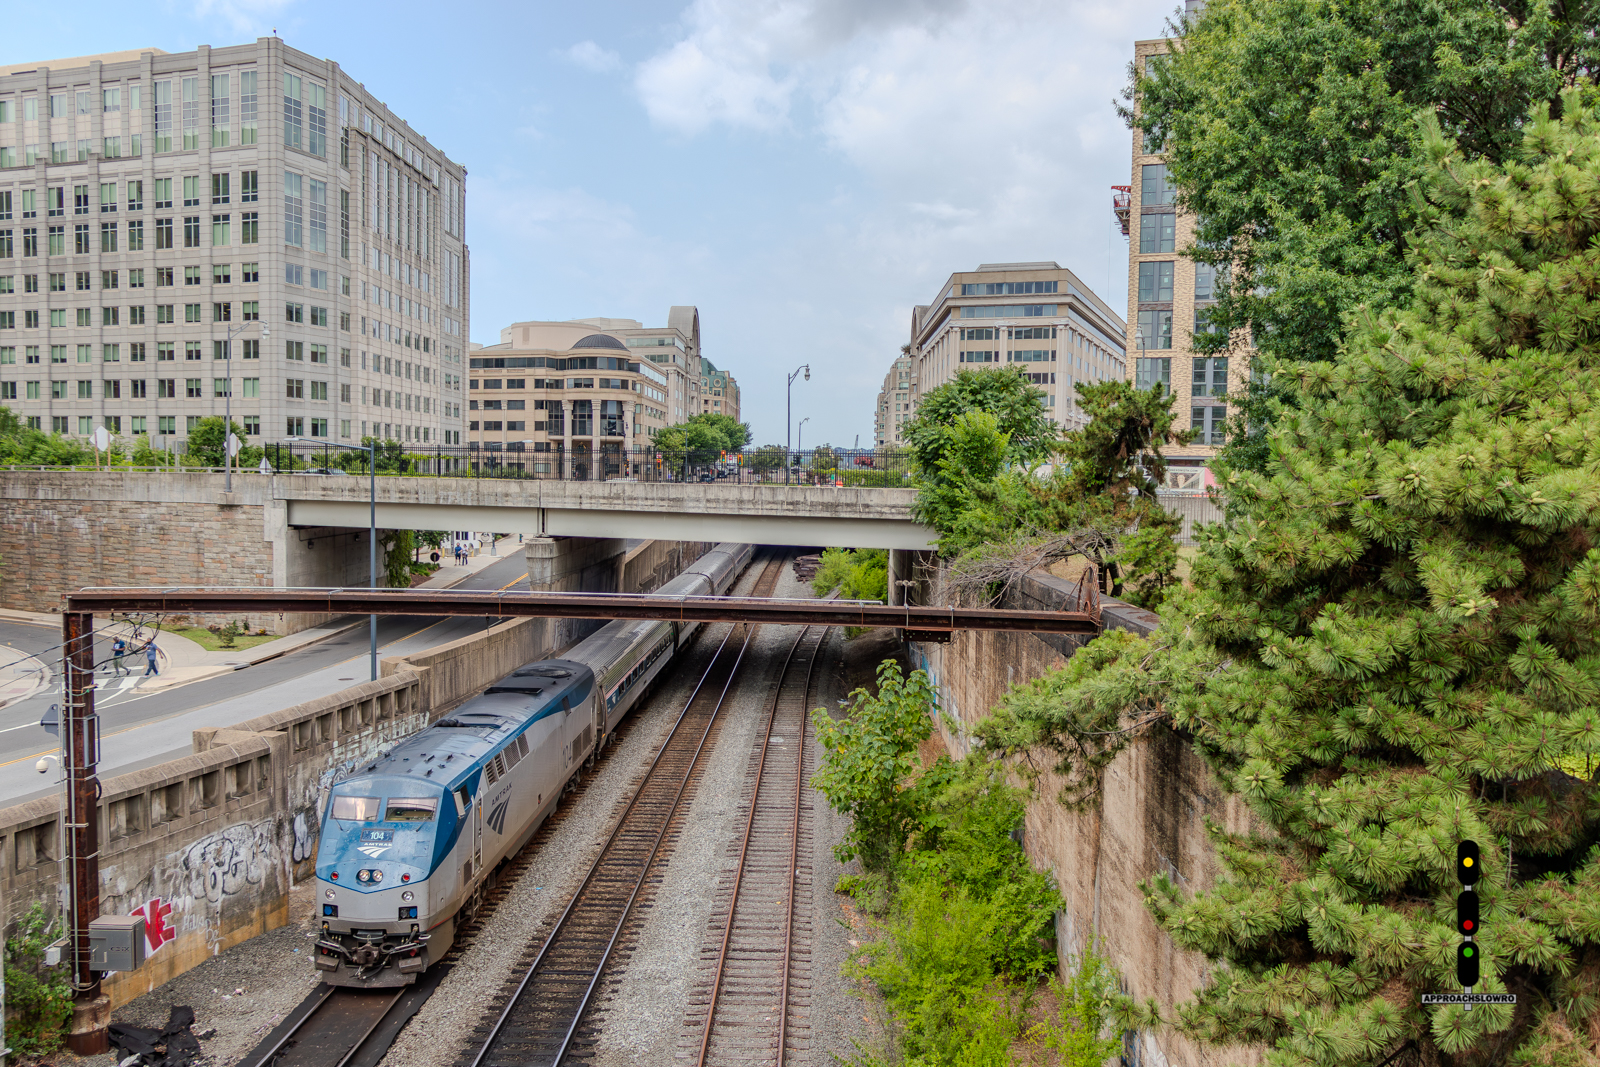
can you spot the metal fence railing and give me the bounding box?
[4,446,919,488]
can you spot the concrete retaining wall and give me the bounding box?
[0,672,428,1006]
[909,572,1261,1067]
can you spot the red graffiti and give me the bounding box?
[131,897,175,954]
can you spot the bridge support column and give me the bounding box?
[523,537,629,647]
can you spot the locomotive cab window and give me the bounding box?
[331,795,381,821]
[454,785,472,815]
[386,797,438,822]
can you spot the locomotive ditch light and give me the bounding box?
[401,891,415,902]
[1457,840,1480,885]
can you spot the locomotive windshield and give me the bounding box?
[385,798,438,822]
[330,796,381,821]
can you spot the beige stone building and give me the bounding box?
[904,262,1125,435]
[874,351,917,448]
[0,39,469,452]
[1123,36,1241,487]
[698,355,739,423]
[467,311,703,476]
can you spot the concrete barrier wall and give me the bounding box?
[0,672,428,1006]
[908,572,1261,1067]
[381,617,556,713]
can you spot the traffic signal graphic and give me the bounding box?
[1456,890,1478,936]
[1456,841,1482,988]
[1457,940,1480,987]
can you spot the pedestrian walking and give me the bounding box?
[143,641,160,677]
[111,638,129,675]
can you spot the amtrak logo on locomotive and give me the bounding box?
[357,829,395,858]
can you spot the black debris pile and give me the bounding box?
[108,1005,205,1067]
[793,554,822,582]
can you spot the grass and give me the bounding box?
[158,625,277,653]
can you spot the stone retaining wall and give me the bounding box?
[909,573,1261,1067]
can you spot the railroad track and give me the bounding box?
[461,552,788,1067]
[682,615,828,1067]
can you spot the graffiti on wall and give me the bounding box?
[129,897,176,955]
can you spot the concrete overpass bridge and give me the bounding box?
[0,470,935,630]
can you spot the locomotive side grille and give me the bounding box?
[515,734,530,760]
[503,739,525,769]
[485,758,500,785]
[493,753,507,779]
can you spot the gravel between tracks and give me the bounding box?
[378,556,782,1067]
[591,566,889,1067]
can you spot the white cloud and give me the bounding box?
[189,0,295,35]
[565,40,622,74]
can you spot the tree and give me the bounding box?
[914,381,1189,605]
[1128,0,1596,469]
[984,100,1600,1067]
[903,367,1054,480]
[652,413,751,461]
[750,444,786,471]
[184,416,247,468]
[810,660,937,872]
[808,442,837,474]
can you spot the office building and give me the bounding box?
[874,351,917,448]
[468,310,705,476]
[906,262,1125,432]
[698,356,739,423]
[1122,33,1239,483]
[0,39,469,450]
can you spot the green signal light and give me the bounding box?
[1463,946,1474,957]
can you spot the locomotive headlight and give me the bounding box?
[325,889,336,900]
[371,870,383,884]
[357,869,370,883]
[401,891,415,902]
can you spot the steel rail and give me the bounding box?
[239,985,404,1067]
[693,617,824,1067]
[467,553,784,1067]
[63,587,1099,634]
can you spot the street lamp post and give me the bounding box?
[786,364,810,485]
[797,417,809,482]
[287,435,378,680]
[222,322,268,491]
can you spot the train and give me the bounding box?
[311,541,756,986]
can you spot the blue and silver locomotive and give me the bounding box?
[312,542,754,986]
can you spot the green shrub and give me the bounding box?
[5,904,71,1056]
[811,547,888,602]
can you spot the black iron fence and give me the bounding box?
[246,444,917,487]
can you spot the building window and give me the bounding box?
[185,303,202,323]
[155,218,173,249]
[185,378,203,398]
[1139,212,1175,254]
[1136,309,1173,350]
[283,74,303,149]
[212,214,230,246]
[211,74,230,147]
[242,378,260,398]
[284,172,303,247]
[1141,163,1175,207]
[213,302,232,322]
[183,216,201,247]
[1192,357,1228,397]
[286,303,303,323]
[241,212,258,244]
[240,72,258,145]
[1137,261,1174,304]
[308,83,327,157]
[1135,357,1172,393]
[308,179,327,252]
[1191,404,1227,446]
[181,77,201,151]
[127,219,144,250]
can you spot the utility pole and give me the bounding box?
[785,364,809,485]
[61,612,106,1054]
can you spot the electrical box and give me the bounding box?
[89,915,146,972]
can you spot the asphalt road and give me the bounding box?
[0,552,533,806]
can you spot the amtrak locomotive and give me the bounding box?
[312,542,755,986]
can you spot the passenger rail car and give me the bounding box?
[313,542,754,986]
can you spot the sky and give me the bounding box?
[9,0,1177,449]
